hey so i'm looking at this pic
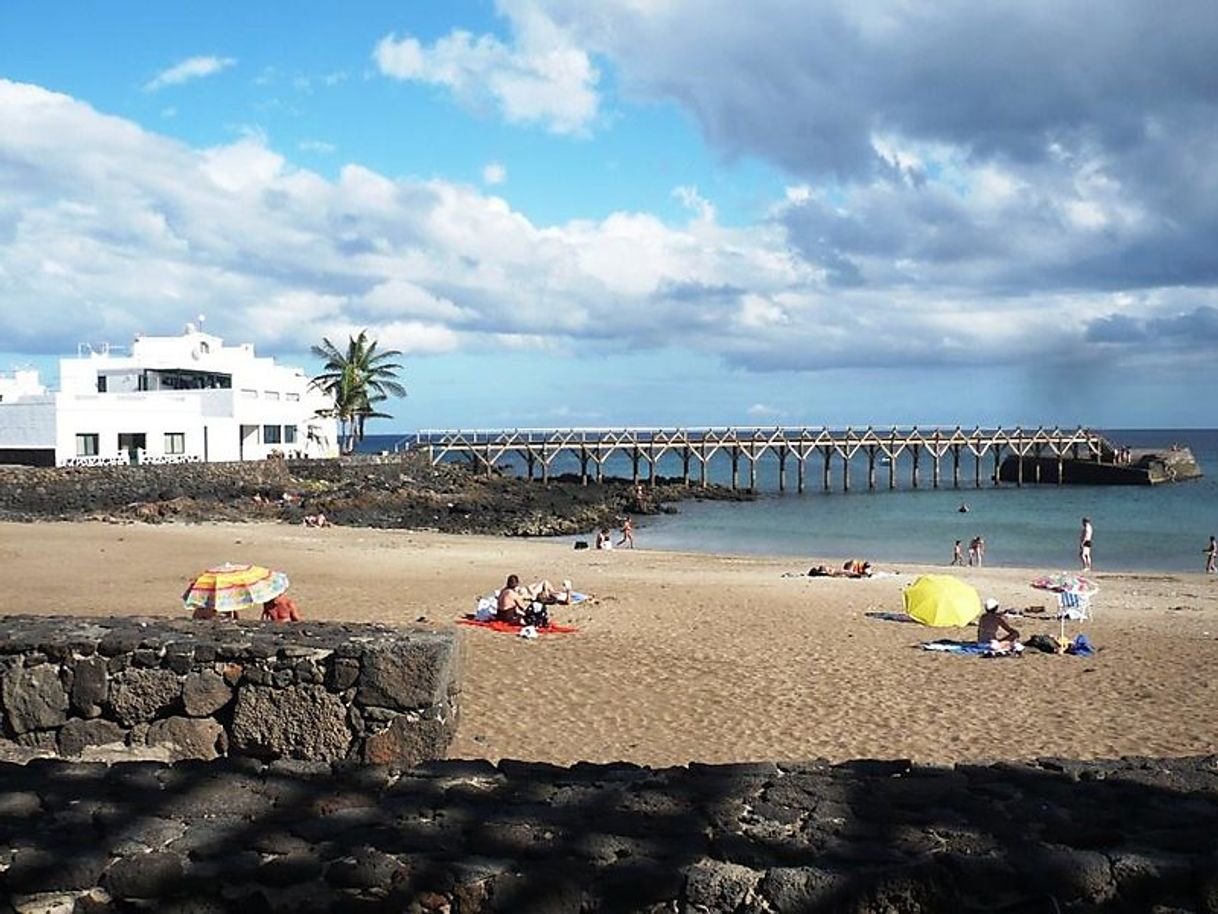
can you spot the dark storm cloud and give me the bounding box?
[1086,306,1218,346]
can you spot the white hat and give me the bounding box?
[984,597,1000,611]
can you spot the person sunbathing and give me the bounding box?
[841,559,873,577]
[523,578,574,604]
[976,598,1021,652]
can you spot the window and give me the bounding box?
[284,425,297,444]
[96,375,107,393]
[263,391,280,401]
[263,425,282,444]
[75,433,99,457]
[240,389,258,399]
[286,392,300,402]
[164,432,185,455]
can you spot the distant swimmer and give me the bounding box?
[958,503,970,513]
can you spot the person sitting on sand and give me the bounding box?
[262,593,302,622]
[596,527,614,550]
[976,598,1021,652]
[497,574,532,624]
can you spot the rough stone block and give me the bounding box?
[109,668,181,726]
[1,664,69,734]
[230,684,351,762]
[181,671,233,717]
[361,715,453,768]
[69,655,109,717]
[356,635,457,711]
[58,718,127,757]
[146,716,226,761]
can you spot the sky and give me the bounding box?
[1,0,1217,431]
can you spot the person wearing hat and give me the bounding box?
[976,597,1021,653]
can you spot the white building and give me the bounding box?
[0,325,338,467]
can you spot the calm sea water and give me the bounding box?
[360,429,1218,572]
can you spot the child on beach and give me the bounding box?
[951,540,964,566]
[617,515,634,549]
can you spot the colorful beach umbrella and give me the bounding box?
[183,563,289,618]
[1031,572,1100,596]
[902,574,982,627]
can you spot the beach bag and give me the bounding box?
[474,596,497,622]
[523,604,550,628]
[574,540,589,550]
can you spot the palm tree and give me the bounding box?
[310,331,406,452]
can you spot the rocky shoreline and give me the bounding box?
[0,453,751,537]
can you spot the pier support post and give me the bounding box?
[748,452,757,492]
[952,446,961,488]
[1033,445,1042,483]
[485,445,493,478]
[527,452,535,481]
[631,448,640,484]
[731,448,739,492]
[888,452,896,489]
[595,456,603,484]
[1057,455,1064,484]
[842,453,850,492]
[700,453,708,488]
[682,448,691,486]
[912,446,920,489]
[778,448,787,492]
[932,452,941,489]
[580,446,588,485]
[797,456,806,493]
[541,448,549,483]
[867,446,876,490]
[993,449,1001,487]
[822,448,832,491]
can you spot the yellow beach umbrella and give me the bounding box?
[902,574,982,627]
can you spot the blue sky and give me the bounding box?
[1,0,1217,431]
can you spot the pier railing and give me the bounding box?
[403,426,1114,492]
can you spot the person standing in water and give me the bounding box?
[1080,517,1094,572]
[1205,535,1217,574]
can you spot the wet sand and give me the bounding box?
[2,520,1217,766]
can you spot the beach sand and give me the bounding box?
[2,520,1216,767]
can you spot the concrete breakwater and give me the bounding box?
[999,446,1203,486]
[0,453,744,536]
[0,617,458,768]
[1,754,1216,912]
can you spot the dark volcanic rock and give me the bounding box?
[0,451,749,536]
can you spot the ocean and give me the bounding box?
[359,429,1218,572]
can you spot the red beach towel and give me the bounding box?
[457,617,578,635]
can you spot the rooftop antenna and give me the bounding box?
[197,313,206,331]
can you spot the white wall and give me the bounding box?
[0,399,56,447]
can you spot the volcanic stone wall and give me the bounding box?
[0,456,402,517]
[1,754,1216,912]
[0,616,458,767]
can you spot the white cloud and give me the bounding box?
[0,77,1212,385]
[482,161,507,185]
[144,56,235,91]
[373,14,599,135]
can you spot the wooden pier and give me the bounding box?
[408,426,1116,492]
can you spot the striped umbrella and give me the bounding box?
[1031,572,1100,596]
[183,563,289,618]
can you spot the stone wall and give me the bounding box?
[0,616,459,768]
[1,754,1216,912]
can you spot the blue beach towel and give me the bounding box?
[921,640,992,655]
[1067,634,1095,657]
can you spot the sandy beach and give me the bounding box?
[2,519,1216,768]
